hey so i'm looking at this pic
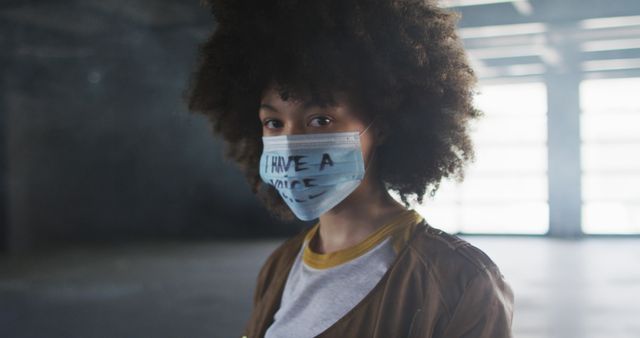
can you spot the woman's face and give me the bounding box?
[258,85,379,168]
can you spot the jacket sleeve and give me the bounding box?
[440,267,515,338]
[252,252,273,306]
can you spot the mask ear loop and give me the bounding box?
[359,117,377,136]
[359,117,378,171]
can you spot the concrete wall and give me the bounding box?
[0,1,301,253]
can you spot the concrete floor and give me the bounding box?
[1,237,639,338]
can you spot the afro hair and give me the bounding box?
[185,0,482,221]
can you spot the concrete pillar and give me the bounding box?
[545,24,583,238]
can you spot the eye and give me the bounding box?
[309,115,333,127]
[263,119,283,129]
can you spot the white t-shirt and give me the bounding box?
[264,210,423,338]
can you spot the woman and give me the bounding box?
[186,0,515,337]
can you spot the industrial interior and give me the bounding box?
[1,1,639,337]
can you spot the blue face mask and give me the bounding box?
[259,122,375,221]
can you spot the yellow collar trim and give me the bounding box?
[303,209,424,269]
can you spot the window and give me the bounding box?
[580,77,640,234]
[401,82,549,234]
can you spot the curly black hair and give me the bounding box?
[185,0,482,221]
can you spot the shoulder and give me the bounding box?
[409,221,502,274]
[406,222,515,336]
[406,221,513,314]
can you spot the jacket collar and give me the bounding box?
[253,218,429,337]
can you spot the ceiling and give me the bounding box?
[2,0,639,82]
[444,0,640,81]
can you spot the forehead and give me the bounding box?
[259,85,364,117]
[260,85,336,106]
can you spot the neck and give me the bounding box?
[313,178,408,254]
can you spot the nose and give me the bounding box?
[283,121,306,135]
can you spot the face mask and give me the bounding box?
[259,121,375,221]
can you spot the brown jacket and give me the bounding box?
[242,219,515,338]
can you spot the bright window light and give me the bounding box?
[581,77,640,234]
[397,82,549,234]
[579,16,640,30]
[459,23,546,39]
